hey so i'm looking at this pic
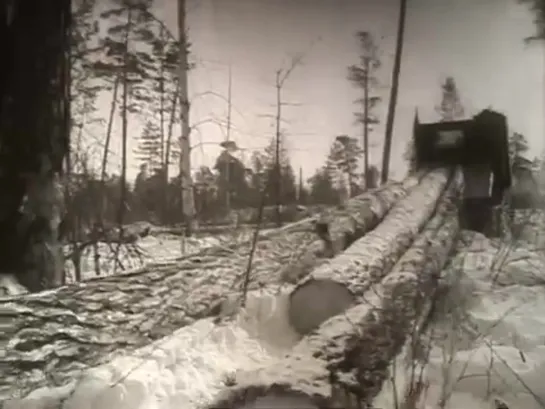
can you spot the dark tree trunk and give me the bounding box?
[0,0,71,292]
[381,0,407,184]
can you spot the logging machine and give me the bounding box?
[412,108,512,234]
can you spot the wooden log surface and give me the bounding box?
[278,171,425,284]
[205,185,460,409]
[0,177,422,400]
[288,168,453,335]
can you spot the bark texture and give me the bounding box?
[279,172,425,284]
[205,187,460,409]
[0,181,414,400]
[288,169,452,335]
[0,0,70,293]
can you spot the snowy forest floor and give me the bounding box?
[62,227,270,283]
[5,211,545,409]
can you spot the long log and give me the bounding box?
[288,169,452,335]
[278,172,424,284]
[0,178,420,401]
[204,189,460,409]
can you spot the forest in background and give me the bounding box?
[67,0,543,236]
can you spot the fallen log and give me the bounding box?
[0,178,420,400]
[278,172,425,284]
[204,188,460,409]
[288,168,452,335]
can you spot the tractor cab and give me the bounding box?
[413,109,511,234]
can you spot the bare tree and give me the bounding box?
[100,76,120,187]
[347,31,382,189]
[272,53,305,227]
[381,0,408,184]
[115,7,132,258]
[177,0,196,236]
[225,64,233,211]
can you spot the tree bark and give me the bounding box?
[0,0,70,292]
[363,58,370,188]
[204,191,459,409]
[288,169,453,335]
[381,0,408,184]
[280,171,425,284]
[0,183,415,399]
[177,0,196,236]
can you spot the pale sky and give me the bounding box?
[95,0,544,182]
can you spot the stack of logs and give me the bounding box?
[1,168,460,409]
[206,168,459,408]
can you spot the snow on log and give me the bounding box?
[204,188,460,409]
[279,172,424,283]
[0,178,420,400]
[288,168,452,335]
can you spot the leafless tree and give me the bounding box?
[381,0,408,184]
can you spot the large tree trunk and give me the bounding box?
[0,181,417,399]
[288,169,452,335]
[0,0,70,293]
[205,190,459,409]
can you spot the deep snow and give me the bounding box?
[5,212,545,409]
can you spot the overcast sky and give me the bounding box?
[103,0,544,181]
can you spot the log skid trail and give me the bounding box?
[0,175,422,401]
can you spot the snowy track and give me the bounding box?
[4,172,545,409]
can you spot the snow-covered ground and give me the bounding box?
[5,289,297,409]
[0,232,250,298]
[63,233,249,283]
[6,211,545,409]
[419,226,545,409]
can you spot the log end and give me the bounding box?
[288,279,355,335]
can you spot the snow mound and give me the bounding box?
[4,290,300,409]
[419,230,545,409]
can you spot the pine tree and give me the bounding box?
[509,132,535,175]
[436,77,465,121]
[308,167,340,205]
[326,135,363,198]
[94,0,159,116]
[135,120,162,170]
[347,31,382,188]
[519,0,545,41]
[70,0,103,172]
[260,136,298,206]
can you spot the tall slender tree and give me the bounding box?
[177,0,196,236]
[347,31,382,190]
[381,0,408,184]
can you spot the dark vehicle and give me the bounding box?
[413,109,511,235]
